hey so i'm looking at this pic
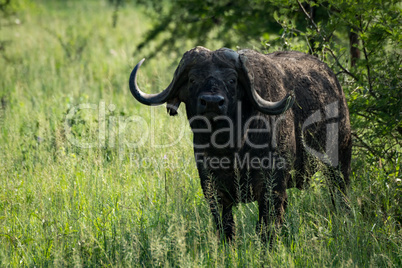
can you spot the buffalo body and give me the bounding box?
[129,47,352,241]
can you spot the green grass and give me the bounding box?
[0,1,401,267]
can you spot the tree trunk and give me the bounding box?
[349,29,360,67]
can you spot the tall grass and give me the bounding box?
[0,1,400,267]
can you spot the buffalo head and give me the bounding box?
[129,47,294,120]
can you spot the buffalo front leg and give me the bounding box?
[257,186,287,244]
[201,177,235,241]
[221,203,235,241]
[204,191,234,241]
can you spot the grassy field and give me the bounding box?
[0,1,400,267]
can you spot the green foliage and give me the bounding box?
[0,1,401,266]
[136,0,281,55]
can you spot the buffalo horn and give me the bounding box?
[249,88,295,115]
[129,59,176,105]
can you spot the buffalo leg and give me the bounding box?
[257,182,287,243]
[221,203,234,241]
[327,166,349,210]
[201,175,234,241]
[206,195,234,241]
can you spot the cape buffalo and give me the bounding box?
[128,47,352,241]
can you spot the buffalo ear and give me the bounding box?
[237,51,294,115]
[166,97,181,116]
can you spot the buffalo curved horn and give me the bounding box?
[129,59,176,106]
[249,87,295,115]
[129,47,210,115]
[238,53,295,115]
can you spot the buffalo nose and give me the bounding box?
[199,95,225,112]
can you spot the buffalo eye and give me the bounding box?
[189,78,196,84]
[228,79,236,85]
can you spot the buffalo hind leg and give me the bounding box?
[326,166,350,210]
